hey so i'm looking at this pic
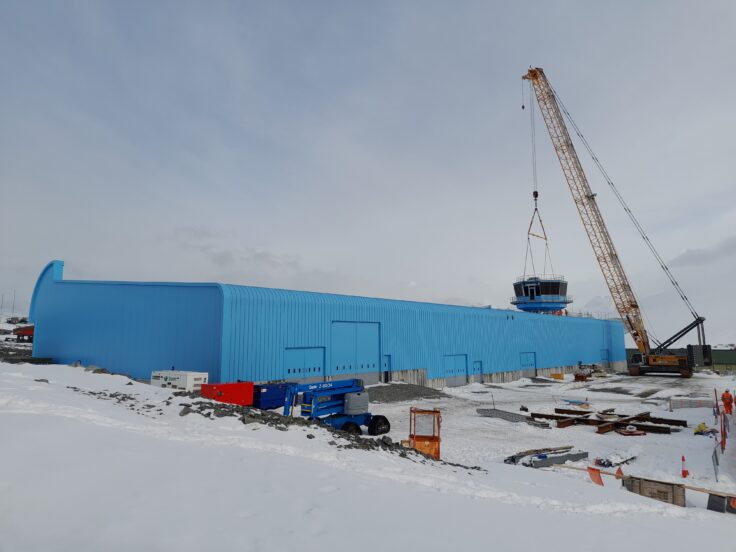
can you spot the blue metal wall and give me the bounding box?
[219,284,625,383]
[30,261,224,381]
[31,260,626,384]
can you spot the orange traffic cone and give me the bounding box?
[681,455,690,478]
[615,467,624,480]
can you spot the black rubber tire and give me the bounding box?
[680,368,693,379]
[341,422,362,435]
[368,415,391,436]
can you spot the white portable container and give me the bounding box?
[150,370,208,392]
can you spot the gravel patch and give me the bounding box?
[0,342,50,364]
[530,377,562,384]
[62,385,481,472]
[586,386,633,395]
[366,383,448,403]
[172,391,482,470]
[636,389,661,398]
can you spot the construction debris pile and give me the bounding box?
[504,446,588,468]
[529,408,688,435]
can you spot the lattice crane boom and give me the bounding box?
[523,67,650,354]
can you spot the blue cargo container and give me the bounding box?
[253,383,290,410]
[30,260,626,387]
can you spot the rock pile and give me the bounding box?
[64,385,482,472]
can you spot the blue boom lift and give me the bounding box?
[283,379,390,436]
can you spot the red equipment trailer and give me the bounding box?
[201,382,254,406]
[13,325,34,343]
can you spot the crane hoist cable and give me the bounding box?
[522,193,555,278]
[530,80,538,195]
[522,82,555,280]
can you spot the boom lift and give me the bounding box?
[283,379,391,435]
[522,67,711,377]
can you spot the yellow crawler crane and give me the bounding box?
[523,67,709,377]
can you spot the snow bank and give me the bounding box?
[1,363,734,551]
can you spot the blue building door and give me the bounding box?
[356,323,379,374]
[330,322,380,377]
[472,360,482,379]
[443,354,468,379]
[520,352,536,370]
[382,354,392,383]
[284,347,325,378]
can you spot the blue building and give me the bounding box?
[30,260,626,387]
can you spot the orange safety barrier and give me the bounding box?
[406,407,442,460]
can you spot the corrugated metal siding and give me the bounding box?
[219,284,626,383]
[30,261,223,381]
[30,260,625,385]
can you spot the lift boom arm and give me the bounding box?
[523,68,650,354]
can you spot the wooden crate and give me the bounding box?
[623,476,686,507]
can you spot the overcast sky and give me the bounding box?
[1,1,734,346]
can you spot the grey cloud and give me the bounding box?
[209,250,236,268]
[172,227,359,293]
[580,295,615,315]
[669,236,736,268]
[1,2,735,345]
[173,227,229,242]
[173,227,301,273]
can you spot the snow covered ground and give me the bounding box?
[379,374,736,497]
[0,321,20,340]
[1,363,735,552]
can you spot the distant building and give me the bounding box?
[30,260,626,387]
[12,325,34,343]
[714,344,736,351]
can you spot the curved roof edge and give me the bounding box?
[218,283,620,324]
[30,259,226,321]
[29,260,64,322]
[29,260,622,326]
